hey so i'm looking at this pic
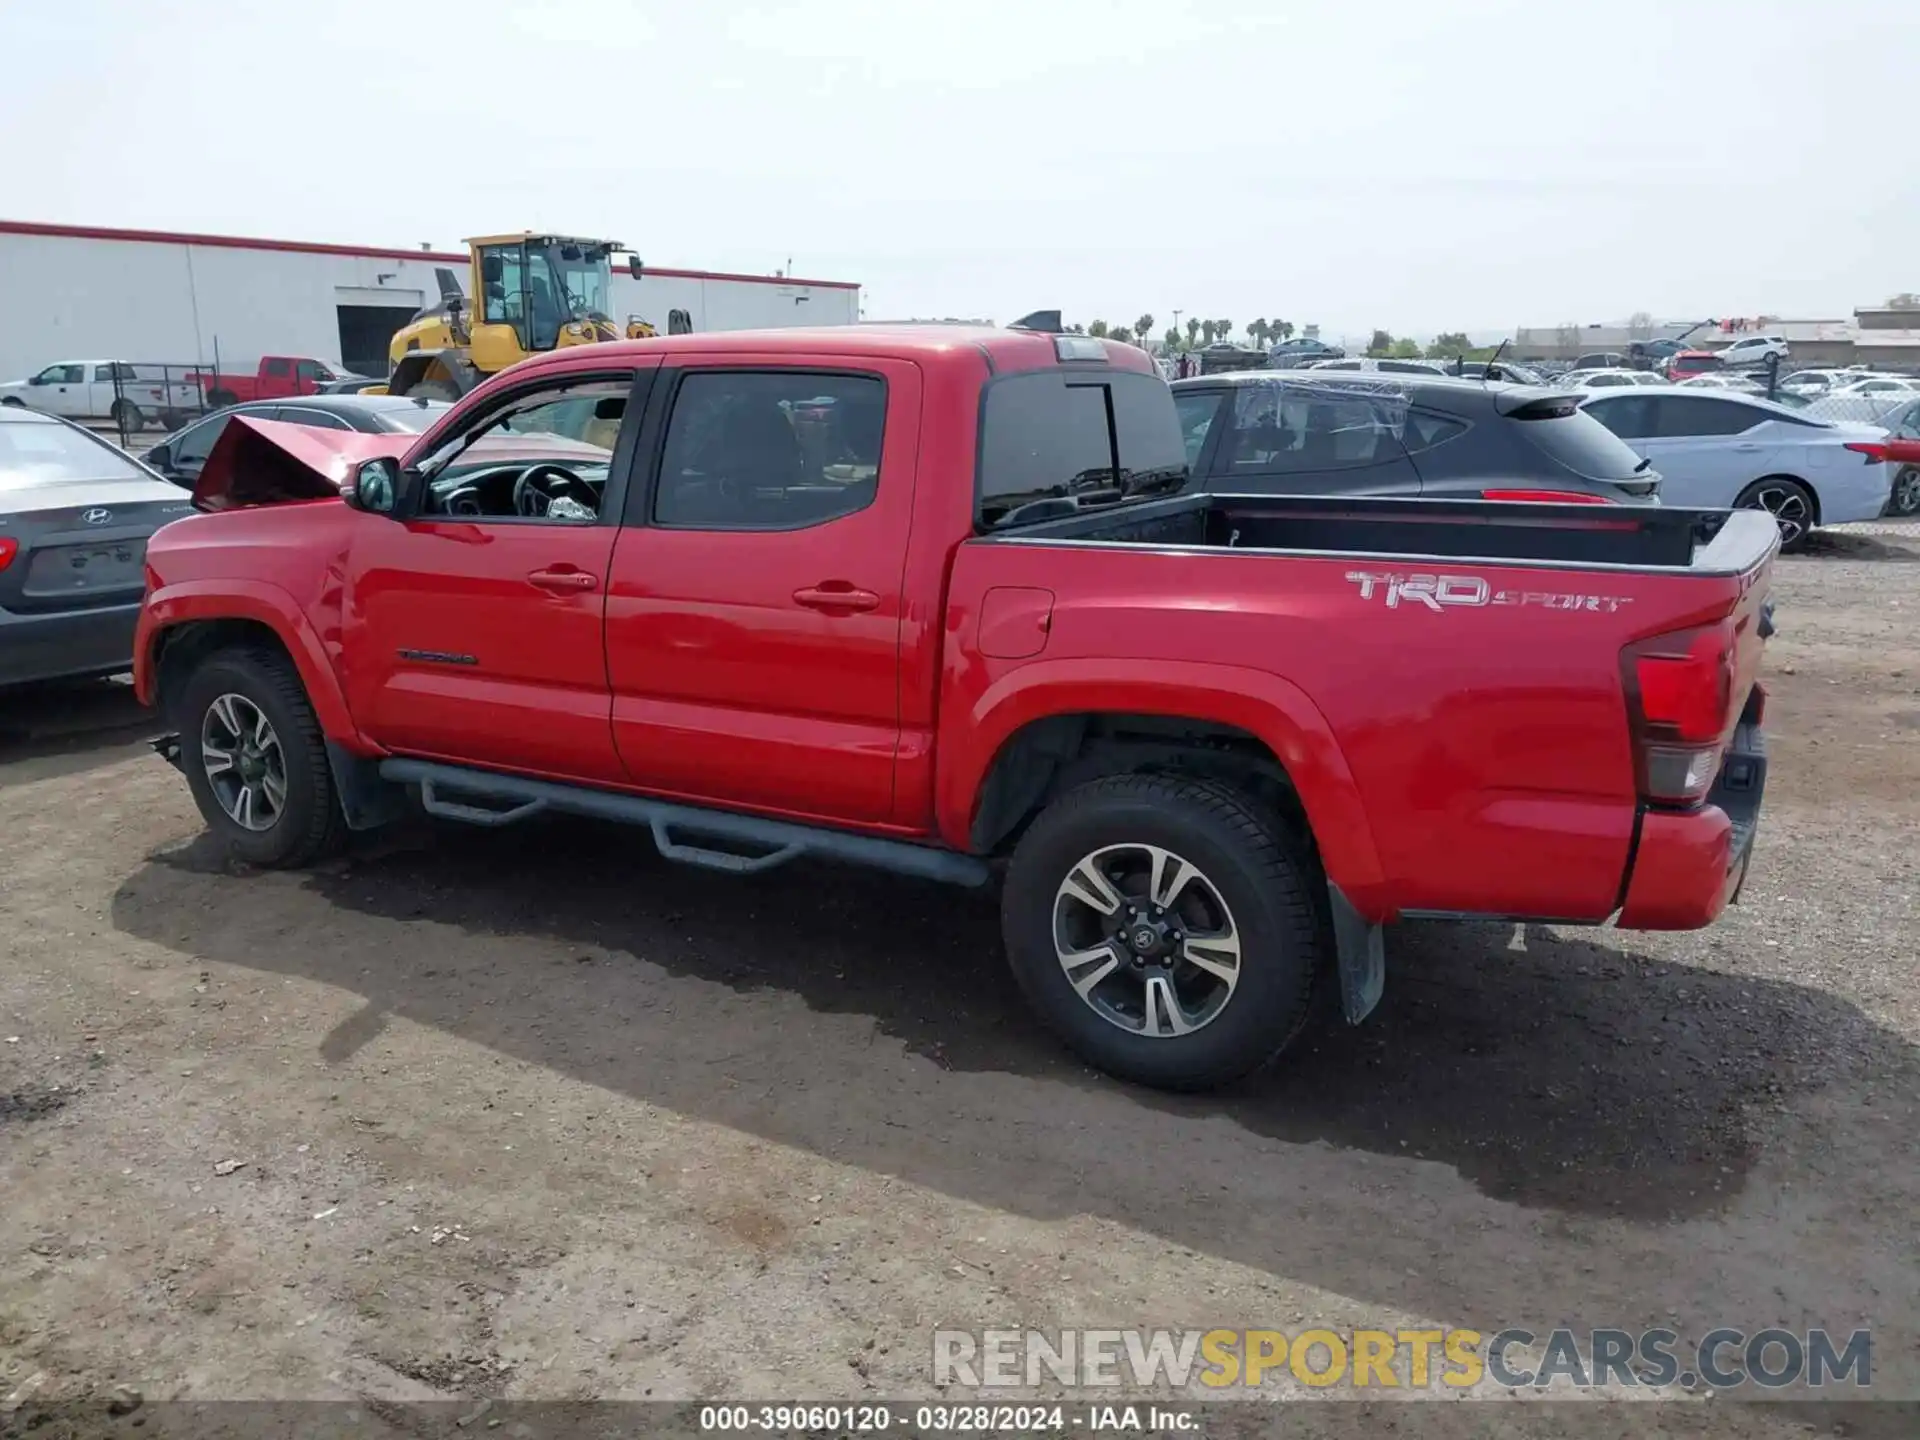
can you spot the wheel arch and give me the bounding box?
[138,580,364,748]
[941,660,1391,917]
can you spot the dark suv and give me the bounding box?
[1169,371,1662,503]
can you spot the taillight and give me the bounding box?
[1622,621,1738,805]
[1843,441,1890,462]
[0,537,16,572]
[1479,488,1614,504]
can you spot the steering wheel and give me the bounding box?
[512,463,595,518]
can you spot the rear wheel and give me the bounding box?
[1001,775,1321,1091]
[1736,476,1816,552]
[1888,466,1920,518]
[176,647,347,868]
[110,399,144,434]
[207,389,238,409]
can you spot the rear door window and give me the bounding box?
[1583,395,1658,441]
[1655,396,1764,437]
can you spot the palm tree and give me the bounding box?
[1200,320,1217,346]
[1088,320,1109,338]
[1217,319,1232,345]
[1110,326,1134,344]
[1248,320,1269,349]
[1164,327,1181,351]
[1135,314,1154,346]
[1185,317,1201,348]
[1274,319,1295,342]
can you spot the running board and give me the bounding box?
[378,758,991,888]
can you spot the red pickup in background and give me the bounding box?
[192,355,356,408]
[134,325,1777,1090]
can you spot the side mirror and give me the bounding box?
[627,254,643,279]
[347,457,401,515]
[146,442,172,470]
[27,375,44,386]
[480,253,504,284]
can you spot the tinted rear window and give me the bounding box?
[1510,407,1647,481]
[977,370,1186,528]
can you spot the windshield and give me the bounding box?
[538,244,612,318]
[0,417,148,489]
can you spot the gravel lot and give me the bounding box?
[1,524,1916,1436]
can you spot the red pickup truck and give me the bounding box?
[194,355,356,408]
[134,325,1777,1090]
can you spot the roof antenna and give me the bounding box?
[1009,309,1063,334]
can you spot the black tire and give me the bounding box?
[175,646,347,868]
[207,389,238,409]
[1888,466,1920,519]
[110,400,144,434]
[1735,475,1817,553]
[1001,774,1321,1091]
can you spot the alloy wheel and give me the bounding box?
[1891,467,1920,518]
[1052,843,1242,1038]
[200,693,288,831]
[1747,482,1811,548]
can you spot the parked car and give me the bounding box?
[0,407,194,687]
[1447,359,1546,385]
[1874,396,1920,516]
[1828,375,1920,400]
[133,324,1773,1091]
[1304,356,1447,376]
[1677,374,1764,393]
[143,394,450,488]
[191,355,359,408]
[1562,368,1668,389]
[1572,351,1632,371]
[1716,335,1791,368]
[321,376,388,395]
[1778,369,1866,399]
[1666,350,1724,383]
[1170,370,1661,502]
[0,360,201,433]
[1266,337,1344,369]
[1578,389,1893,550]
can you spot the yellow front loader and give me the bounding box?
[386,233,643,400]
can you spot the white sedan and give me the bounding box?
[1559,368,1669,389]
[1579,389,1893,551]
[1829,375,1920,399]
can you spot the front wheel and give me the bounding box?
[1736,476,1817,553]
[1888,466,1920,519]
[1001,774,1322,1091]
[176,647,347,868]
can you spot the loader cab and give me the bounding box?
[466,234,638,370]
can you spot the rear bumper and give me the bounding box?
[0,602,140,688]
[1617,718,1766,930]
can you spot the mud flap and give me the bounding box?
[1329,883,1385,1024]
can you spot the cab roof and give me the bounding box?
[512,325,1160,376]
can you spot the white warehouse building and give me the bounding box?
[0,220,862,381]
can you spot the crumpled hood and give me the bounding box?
[192,415,415,512]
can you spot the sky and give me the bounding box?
[5,0,1916,344]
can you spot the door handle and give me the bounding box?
[1734,442,1763,452]
[528,567,598,592]
[793,583,880,613]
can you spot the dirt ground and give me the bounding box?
[2,524,1917,1436]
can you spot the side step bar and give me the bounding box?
[378,758,992,889]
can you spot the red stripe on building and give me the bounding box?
[0,219,861,291]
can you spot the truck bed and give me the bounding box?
[987,492,1774,573]
[946,492,1776,929]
